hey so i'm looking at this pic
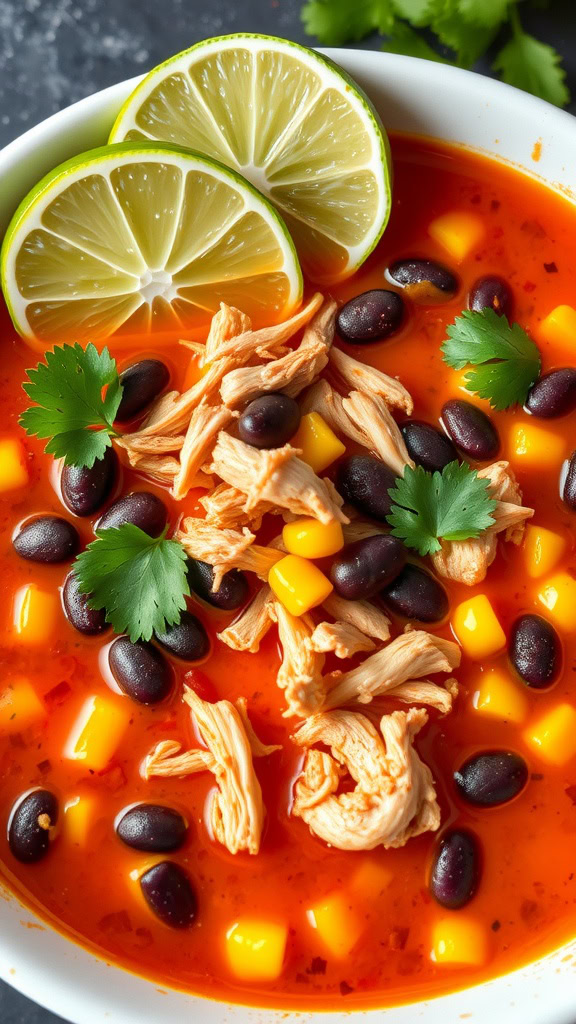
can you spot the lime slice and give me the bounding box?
[1,142,302,348]
[109,34,391,283]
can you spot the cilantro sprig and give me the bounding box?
[20,343,122,468]
[74,524,189,643]
[302,0,569,108]
[441,308,541,410]
[387,461,497,556]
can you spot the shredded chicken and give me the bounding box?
[300,379,369,447]
[171,401,235,500]
[322,630,460,711]
[218,586,274,653]
[143,739,213,778]
[203,292,324,364]
[209,432,348,525]
[292,708,440,850]
[116,433,185,454]
[342,391,414,477]
[176,518,282,589]
[269,601,326,718]
[322,593,391,643]
[235,697,282,756]
[361,677,459,717]
[329,346,414,414]
[310,620,376,658]
[200,484,274,530]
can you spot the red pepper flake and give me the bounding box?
[531,773,545,782]
[133,926,153,949]
[565,785,576,805]
[523,281,536,293]
[520,899,541,924]
[491,199,501,211]
[98,910,132,934]
[37,759,51,775]
[491,919,501,931]
[388,927,409,951]
[295,973,310,984]
[97,764,127,792]
[44,681,72,705]
[306,957,327,975]
[339,981,354,996]
[544,261,558,273]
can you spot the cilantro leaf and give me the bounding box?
[429,0,497,66]
[382,23,447,62]
[301,0,394,44]
[74,524,189,643]
[387,462,497,556]
[441,308,541,410]
[457,0,509,29]
[20,343,122,468]
[391,0,436,26]
[493,30,569,108]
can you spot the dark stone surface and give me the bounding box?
[1,0,576,1020]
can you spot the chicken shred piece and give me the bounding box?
[206,292,324,364]
[209,432,348,525]
[361,678,458,717]
[329,347,414,414]
[322,593,391,643]
[269,601,326,718]
[292,708,440,850]
[121,451,181,485]
[203,303,252,361]
[342,391,414,477]
[218,586,274,653]
[171,401,235,500]
[116,433,185,454]
[322,630,460,711]
[220,299,336,408]
[310,620,376,659]
[235,696,282,756]
[143,739,213,779]
[200,483,274,530]
[176,518,282,590]
[300,379,367,447]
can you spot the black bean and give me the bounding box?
[108,636,173,705]
[13,515,79,563]
[155,611,210,662]
[9,789,58,863]
[388,258,458,303]
[509,613,561,689]
[562,452,576,510]
[330,534,406,601]
[430,829,481,909]
[335,455,397,522]
[238,393,301,450]
[61,448,118,517]
[401,420,458,473]
[62,572,110,636]
[186,558,249,611]
[455,751,528,807]
[381,563,449,623]
[97,491,167,537]
[116,359,170,422]
[526,369,576,419]
[117,804,187,852]
[469,276,512,318]
[337,289,404,343]
[441,399,500,461]
[140,861,197,929]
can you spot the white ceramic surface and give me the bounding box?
[1,48,576,1024]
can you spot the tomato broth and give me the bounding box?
[1,134,576,1010]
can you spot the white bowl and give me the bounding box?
[1,48,576,1024]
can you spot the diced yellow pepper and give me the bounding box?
[537,572,576,631]
[225,918,288,981]
[524,703,576,765]
[282,518,344,559]
[0,678,45,733]
[509,422,566,469]
[537,305,576,358]
[13,584,58,646]
[269,554,333,616]
[428,212,485,262]
[0,437,28,493]
[524,524,566,579]
[65,694,131,771]
[64,795,96,845]
[291,412,346,474]
[350,858,393,898]
[432,917,489,966]
[474,667,528,724]
[307,893,364,959]
[451,594,506,661]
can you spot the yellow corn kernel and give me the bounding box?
[291,412,346,474]
[474,667,528,724]
[307,893,364,959]
[350,859,393,898]
[225,918,288,981]
[0,437,28,493]
[524,703,576,765]
[269,554,333,616]
[537,305,576,358]
[509,422,566,469]
[64,795,96,845]
[428,212,485,262]
[282,518,344,559]
[537,572,576,631]
[0,679,45,734]
[65,694,131,771]
[451,594,506,661]
[13,584,58,646]
[524,524,566,579]
[432,917,489,966]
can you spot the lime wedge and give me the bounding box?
[1,142,302,348]
[109,34,392,283]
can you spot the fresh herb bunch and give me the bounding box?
[301,0,569,107]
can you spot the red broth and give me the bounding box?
[1,133,576,1009]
